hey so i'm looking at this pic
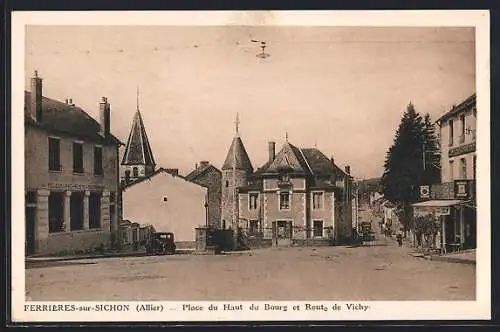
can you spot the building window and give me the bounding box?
[459,115,466,143]
[94,146,103,175]
[460,158,467,179]
[448,119,454,146]
[133,167,139,177]
[89,192,101,229]
[48,137,61,171]
[248,220,259,235]
[279,192,290,210]
[70,192,84,230]
[313,220,323,237]
[449,160,454,180]
[282,174,290,182]
[225,180,229,188]
[26,191,37,205]
[312,192,323,210]
[73,142,84,173]
[48,192,64,233]
[249,193,259,210]
[473,155,476,179]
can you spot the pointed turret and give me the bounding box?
[221,113,253,173]
[121,89,156,183]
[221,113,253,230]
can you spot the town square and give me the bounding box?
[20,22,479,304]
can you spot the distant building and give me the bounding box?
[185,161,222,228]
[412,93,476,252]
[24,71,122,255]
[120,99,156,185]
[121,168,208,244]
[221,120,355,246]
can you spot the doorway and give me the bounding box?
[26,191,37,255]
[272,220,292,247]
[463,207,476,249]
[25,206,36,255]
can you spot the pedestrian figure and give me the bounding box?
[396,233,403,247]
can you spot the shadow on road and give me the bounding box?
[26,261,97,269]
[346,243,388,248]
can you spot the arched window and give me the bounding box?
[133,167,138,177]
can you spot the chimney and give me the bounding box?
[30,70,43,122]
[200,161,209,168]
[330,156,335,165]
[99,96,110,138]
[195,163,198,169]
[345,165,351,175]
[268,141,276,163]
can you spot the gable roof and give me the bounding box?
[436,93,476,124]
[253,143,349,179]
[185,163,221,181]
[266,142,311,174]
[222,136,253,173]
[24,91,122,145]
[121,110,156,166]
[122,167,207,191]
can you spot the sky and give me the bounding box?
[25,26,475,179]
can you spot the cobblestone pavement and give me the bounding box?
[26,225,475,301]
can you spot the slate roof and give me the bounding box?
[121,110,156,166]
[222,136,254,173]
[185,164,221,181]
[24,91,122,145]
[252,143,349,179]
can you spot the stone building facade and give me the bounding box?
[412,93,477,252]
[25,71,122,255]
[221,124,354,246]
[186,161,222,228]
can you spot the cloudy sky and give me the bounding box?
[25,26,475,179]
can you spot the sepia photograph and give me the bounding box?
[11,10,490,322]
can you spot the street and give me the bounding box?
[26,225,475,301]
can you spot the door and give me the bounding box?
[25,206,36,255]
[463,207,476,249]
[273,220,292,247]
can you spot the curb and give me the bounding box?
[428,255,476,265]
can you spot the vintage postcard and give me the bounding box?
[11,10,490,322]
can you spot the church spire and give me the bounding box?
[121,94,156,171]
[136,87,140,110]
[235,112,240,137]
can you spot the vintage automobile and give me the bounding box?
[145,232,176,255]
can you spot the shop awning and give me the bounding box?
[412,200,464,217]
[411,200,463,208]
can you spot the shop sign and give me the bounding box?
[48,182,105,191]
[414,206,450,216]
[454,180,469,199]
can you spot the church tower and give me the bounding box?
[221,114,253,230]
[121,89,156,184]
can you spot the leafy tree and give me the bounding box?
[381,103,441,231]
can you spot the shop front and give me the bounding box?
[412,199,474,254]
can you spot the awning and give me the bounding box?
[412,200,464,217]
[411,200,463,208]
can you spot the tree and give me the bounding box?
[381,103,440,231]
[422,113,441,184]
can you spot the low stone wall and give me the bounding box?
[246,237,273,249]
[37,229,112,255]
[291,238,333,247]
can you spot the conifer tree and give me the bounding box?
[381,103,440,231]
